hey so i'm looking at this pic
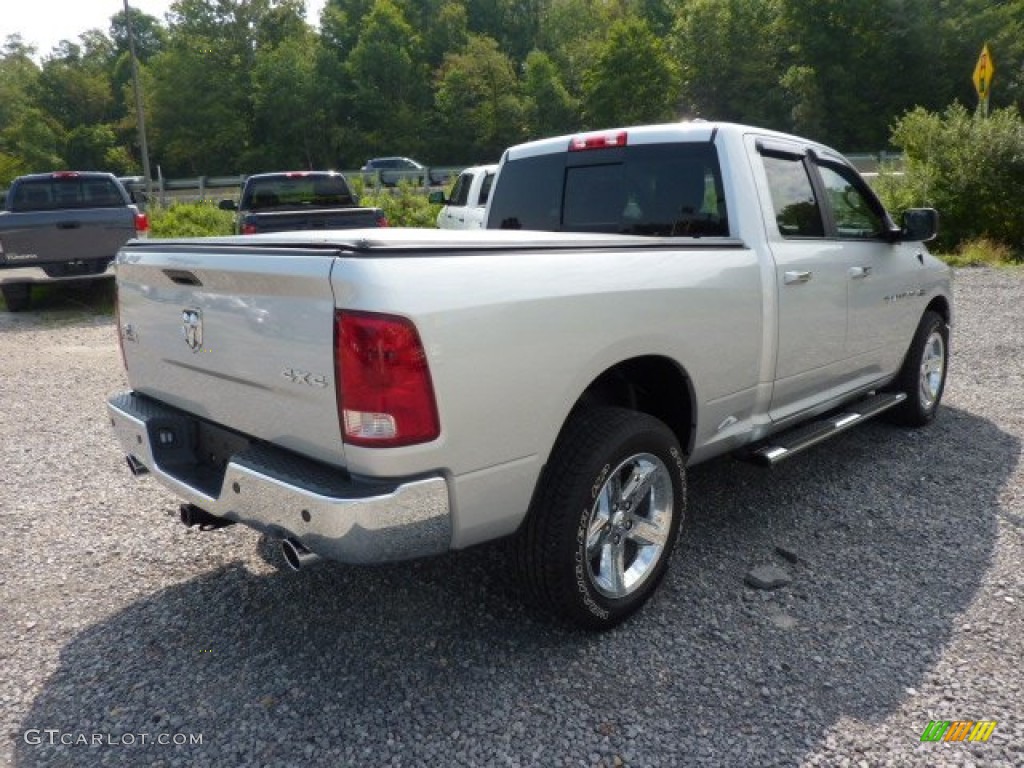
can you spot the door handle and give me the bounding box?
[849,266,872,279]
[784,270,812,285]
[57,221,81,230]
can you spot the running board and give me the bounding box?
[743,392,907,467]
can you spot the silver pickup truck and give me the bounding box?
[0,171,148,311]
[107,122,951,629]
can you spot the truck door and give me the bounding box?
[754,140,861,422]
[441,172,472,229]
[814,160,922,374]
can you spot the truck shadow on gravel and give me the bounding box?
[16,406,1016,766]
[0,280,114,328]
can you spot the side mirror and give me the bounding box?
[218,199,237,211]
[427,190,446,205]
[900,208,938,242]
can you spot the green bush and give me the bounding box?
[356,181,442,228]
[147,186,442,237]
[149,202,234,238]
[943,237,1019,268]
[880,104,1024,257]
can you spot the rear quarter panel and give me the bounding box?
[332,244,764,546]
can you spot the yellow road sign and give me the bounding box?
[973,44,994,99]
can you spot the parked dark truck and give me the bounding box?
[0,171,148,312]
[219,171,387,234]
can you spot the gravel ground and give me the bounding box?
[1,269,1021,768]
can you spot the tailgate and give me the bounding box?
[247,209,382,233]
[116,242,345,466]
[1,208,134,265]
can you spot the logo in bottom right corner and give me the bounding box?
[920,720,997,743]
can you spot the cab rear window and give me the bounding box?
[10,178,126,212]
[488,143,728,237]
[242,176,355,210]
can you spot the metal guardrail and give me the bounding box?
[120,167,464,206]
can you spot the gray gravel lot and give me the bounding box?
[1,269,1021,767]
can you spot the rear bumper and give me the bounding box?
[107,391,452,564]
[0,259,115,284]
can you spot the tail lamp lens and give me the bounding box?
[134,212,150,237]
[335,311,439,447]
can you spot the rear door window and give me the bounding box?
[761,155,825,238]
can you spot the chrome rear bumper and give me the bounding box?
[107,391,452,564]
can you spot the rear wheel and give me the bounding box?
[1,283,31,312]
[516,407,686,630]
[887,310,948,426]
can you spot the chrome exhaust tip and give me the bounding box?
[281,538,321,571]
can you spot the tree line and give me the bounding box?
[1,0,1022,184]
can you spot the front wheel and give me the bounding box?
[516,407,686,630]
[887,310,949,427]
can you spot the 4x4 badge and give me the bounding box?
[182,308,203,352]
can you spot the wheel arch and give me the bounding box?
[926,295,952,326]
[568,355,697,457]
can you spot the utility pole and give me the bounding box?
[124,0,153,203]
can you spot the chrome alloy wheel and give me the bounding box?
[585,452,674,599]
[919,330,946,409]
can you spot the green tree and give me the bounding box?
[0,37,64,179]
[538,0,613,95]
[464,0,544,63]
[35,42,117,130]
[581,17,679,128]
[671,0,784,126]
[776,0,940,148]
[148,0,307,174]
[343,0,428,162]
[251,29,323,169]
[433,34,525,163]
[522,50,578,139]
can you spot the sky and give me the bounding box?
[3,0,326,60]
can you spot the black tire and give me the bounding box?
[887,310,949,427]
[516,407,686,630]
[1,283,31,312]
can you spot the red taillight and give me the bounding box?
[242,222,258,234]
[569,130,628,151]
[134,212,149,237]
[376,212,390,227]
[52,171,81,179]
[335,311,439,448]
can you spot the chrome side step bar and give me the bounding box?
[743,392,907,467]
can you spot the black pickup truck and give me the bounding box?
[219,171,387,234]
[0,171,148,312]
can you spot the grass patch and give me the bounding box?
[938,237,1022,268]
[149,202,235,238]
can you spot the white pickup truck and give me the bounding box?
[107,122,951,629]
[429,164,497,229]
